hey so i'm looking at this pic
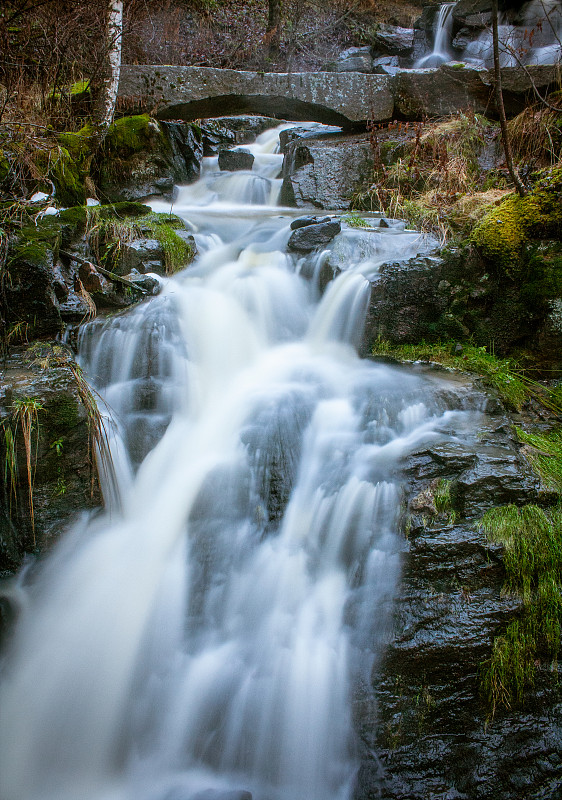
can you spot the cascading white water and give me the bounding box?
[0,123,480,800]
[416,3,456,67]
[461,0,562,68]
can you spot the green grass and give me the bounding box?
[87,205,195,275]
[341,212,371,228]
[371,339,562,413]
[516,427,562,494]
[479,504,562,715]
[434,478,453,515]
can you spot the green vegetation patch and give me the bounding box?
[479,504,562,714]
[471,167,562,276]
[517,427,562,494]
[103,114,159,157]
[87,205,195,275]
[37,144,86,207]
[371,339,532,411]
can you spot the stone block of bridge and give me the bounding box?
[117,66,395,128]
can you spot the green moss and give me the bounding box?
[12,240,50,266]
[103,114,158,156]
[471,167,562,275]
[45,394,80,431]
[153,222,194,274]
[58,123,94,162]
[93,201,151,220]
[45,146,86,207]
[479,504,562,714]
[58,206,88,229]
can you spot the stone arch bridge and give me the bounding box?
[117,64,558,128]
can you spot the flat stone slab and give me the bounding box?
[118,63,561,128]
[118,65,394,127]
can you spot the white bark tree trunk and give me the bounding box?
[93,0,123,149]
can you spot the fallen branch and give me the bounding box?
[60,249,149,294]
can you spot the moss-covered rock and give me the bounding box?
[37,144,87,207]
[88,205,197,276]
[3,207,88,337]
[95,115,203,202]
[471,168,562,275]
[0,344,102,569]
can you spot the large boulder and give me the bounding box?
[362,241,562,365]
[2,207,91,339]
[335,47,373,73]
[96,115,203,202]
[287,219,341,252]
[370,24,414,55]
[218,148,255,171]
[280,131,374,210]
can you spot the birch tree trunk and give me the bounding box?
[492,0,526,197]
[91,0,123,151]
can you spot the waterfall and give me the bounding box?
[415,3,455,68]
[461,0,562,68]
[0,123,479,800]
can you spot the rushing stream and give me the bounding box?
[0,124,481,800]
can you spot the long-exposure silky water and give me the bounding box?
[1,123,480,800]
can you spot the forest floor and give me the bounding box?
[122,0,424,73]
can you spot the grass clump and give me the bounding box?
[516,427,562,494]
[353,113,496,242]
[342,212,371,228]
[2,397,44,547]
[479,504,562,715]
[434,479,453,514]
[371,339,532,411]
[86,204,195,275]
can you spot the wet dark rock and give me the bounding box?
[372,55,401,75]
[123,270,161,296]
[281,132,374,209]
[370,24,414,55]
[4,245,63,338]
[354,395,561,800]
[0,345,101,570]
[278,124,339,154]
[58,290,93,323]
[452,27,474,50]
[452,0,516,28]
[96,117,203,202]
[456,446,539,516]
[287,220,341,253]
[121,238,165,274]
[362,246,562,367]
[218,148,255,171]
[403,442,477,482]
[290,215,332,230]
